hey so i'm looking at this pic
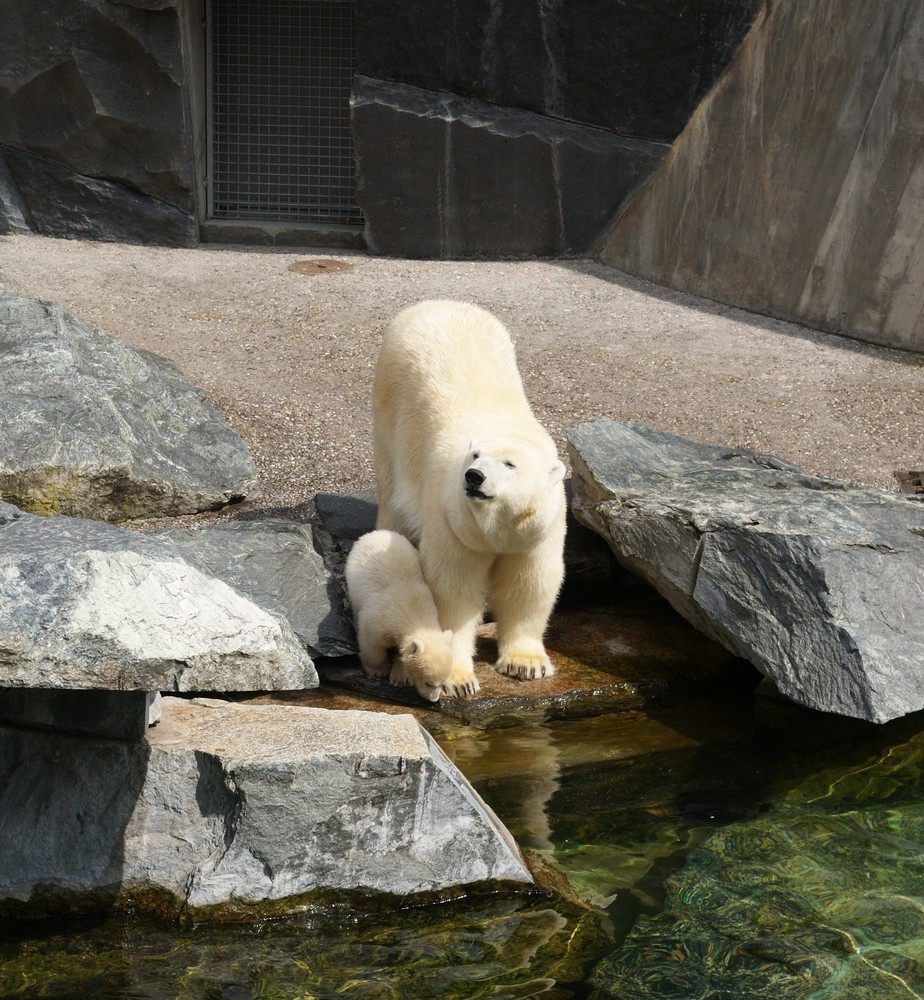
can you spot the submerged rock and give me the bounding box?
[0,501,316,692]
[0,698,533,916]
[0,291,256,520]
[568,419,924,724]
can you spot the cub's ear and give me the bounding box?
[548,460,566,485]
[403,639,423,657]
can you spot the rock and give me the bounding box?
[3,148,198,247]
[0,150,32,234]
[567,418,924,723]
[0,501,317,693]
[0,697,534,916]
[0,0,198,244]
[160,519,357,658]
[0,689,159,741]
[352,76,668,258]
[0,291,257,520]
[355,0,761,143]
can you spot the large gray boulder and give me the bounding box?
[567,419,924,724]
[0,697,533,915]
[0,502,316,692]
[160,518,357,658]
[0,291,257,520]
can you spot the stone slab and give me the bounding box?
[0,689,158,741]
[311,593,755,730]
[159,519,356,658]
[599,0,924,353]
[0,501,317,693]
[0,698,533,916]
[567,418,924,723]
[355,0,761,142]
[352,76,668,258]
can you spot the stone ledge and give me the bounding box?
[0,697,533,917]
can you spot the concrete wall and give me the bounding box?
[598,0,924,354]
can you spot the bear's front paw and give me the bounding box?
[495,648,555,681]
[441,662,480,698]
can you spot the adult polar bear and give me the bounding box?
[373,300,566,697]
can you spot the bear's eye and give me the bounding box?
[504,460,517,469]
[472,451,480,460]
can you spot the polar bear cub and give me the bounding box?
[345,529,454,702]
[373,299,567,697]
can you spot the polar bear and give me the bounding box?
[344,529,454,702]
[373,299,566,697]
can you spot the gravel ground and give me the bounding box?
[1,233,921,518]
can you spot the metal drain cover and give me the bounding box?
[288,259,352,275]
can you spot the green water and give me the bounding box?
[3,694,924,999]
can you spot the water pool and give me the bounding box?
[3,692,923,999]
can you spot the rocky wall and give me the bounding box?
[353,0,762,258]
[0,0,200,246]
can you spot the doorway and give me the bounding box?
[206,0,361,226]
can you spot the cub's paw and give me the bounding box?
[359,657,390,679]
[388,661,413,687]
[495,648,555,680]
[441,662,480,699]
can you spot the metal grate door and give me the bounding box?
[207,0,361,224]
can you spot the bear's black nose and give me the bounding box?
[465,468,485,488]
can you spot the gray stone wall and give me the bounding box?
[0,0,761,256]
[599,0,924,354]
[0,0,201,246]
[353,0,762,257]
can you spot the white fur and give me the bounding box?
[373,300,566,696]
[345,529,453,702]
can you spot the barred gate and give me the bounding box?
[207,0,361,225]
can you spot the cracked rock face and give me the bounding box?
[0,292,257,520]
[0,698,533,912]
[567,419,924,723]
[160,519,357,659]
[0,501,316,692]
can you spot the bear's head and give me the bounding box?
[398,629,454,701]
[458,436,565,551]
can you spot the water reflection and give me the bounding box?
[466,697,924,999]
[0,893,603,999]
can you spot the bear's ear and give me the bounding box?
[548,460,566,485]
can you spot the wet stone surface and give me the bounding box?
[255,587,758,732]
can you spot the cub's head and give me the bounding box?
[398,630,454,702]
[460,436,565,550]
